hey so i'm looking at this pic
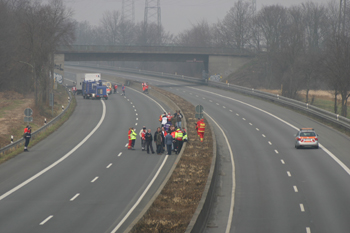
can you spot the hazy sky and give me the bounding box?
[59,0,330,34]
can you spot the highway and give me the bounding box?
[0,70,177,233]
[73,66,350,233]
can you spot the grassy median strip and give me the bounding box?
[131,87,213,233]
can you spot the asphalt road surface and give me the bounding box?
[73,65,350,233]
[0,70,177,233]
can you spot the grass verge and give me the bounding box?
[0,92,76,164]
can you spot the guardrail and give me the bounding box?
[0,85,73,156]
[69,62,350,133]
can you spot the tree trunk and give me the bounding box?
[334,90,338,114]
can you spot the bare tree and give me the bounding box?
[176,20,214,47]
[216,0,253,50]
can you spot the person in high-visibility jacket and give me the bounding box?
[128,127,137,150]
[182,128,188,142]
[171,129,176,152]
[174,128,183,154]
[196,119,206,142]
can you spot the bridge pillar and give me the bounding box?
[208,55,251,79]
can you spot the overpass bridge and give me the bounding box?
[55,45,254,78]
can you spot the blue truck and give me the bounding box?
[82,80,108,100]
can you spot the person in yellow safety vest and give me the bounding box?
[182,128,188,142]
[128,127,137,150]
[174,128,183,154]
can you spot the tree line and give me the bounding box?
[0,0,74,109]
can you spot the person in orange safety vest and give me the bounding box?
[196,118,206,142]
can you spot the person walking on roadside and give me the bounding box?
[23,125,32,152]
[175,127,184,154]
[196,118,206,142]
[175,110,183,128]
[164,131,173,155]
[154,127,162,154]
[182,128,188,142]
[121,84,126,96]
[145,129,155,154]
[139,126,147,151]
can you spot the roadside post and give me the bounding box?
[24,108,33,123]
[195,105,204,119]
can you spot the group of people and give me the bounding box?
[127,110,188,155]
[112,84,126,96]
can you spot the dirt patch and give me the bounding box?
[0,85,69,148]
[131,87,213,233]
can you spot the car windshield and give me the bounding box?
[300,132,316,137]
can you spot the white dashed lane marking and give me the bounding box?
[216,103,220,105]
[262,134,266,137]
[281,160,285,164]
[275,150,279,154]
[125,143,128,147]
[209,100,213,102]
[287,171,291,177]
[306,227,311,233]
[293,186,298,192]
[229,110,233,112]
[70,193,80,201]
[249,123,252,126]
[242,118,246,121]
[91,177,99,183]
[236,113,239,116]
[107,163,113,168]
[300,204,305,212]
[118,152,122,157]
[223,106,226,109]
[268,141,272,145]
[40,215,53,225]
[256,128,260,131]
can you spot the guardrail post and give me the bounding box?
[44,118,47,125]
[306,103,309,109]
[337,114,339,121]
[62,105,64,111]
[11,135,13,144]
[227,83,229,87]
[182,75,184,79]
[252,88,254,92]
[277,94,279,99]
[68,96,70,102]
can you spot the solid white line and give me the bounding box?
[203,112,235,233]
[293,186,298,192]
[107,163,113,168]
[306,227,311,233]
[91,177,99,183]
[281,160,285,164]
[300,203,305,212]
[110,155,169,233]
[287,171,291,177]
[70,193,80,201]
[275,150,279,154]
[0,100,107,202]
[118,152,122,157]
[40,215,53,225]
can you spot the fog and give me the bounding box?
[58,0,330,34]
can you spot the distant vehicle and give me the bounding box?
[295,128,319,149]
[82,80,108,100]
[76,73,101,95]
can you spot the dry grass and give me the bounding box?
[131,87,213,233]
